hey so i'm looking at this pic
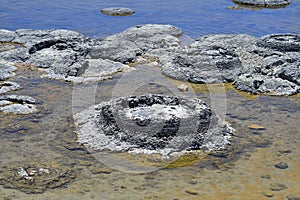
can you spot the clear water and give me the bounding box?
[1,1,300,199]
[0,0,299,38]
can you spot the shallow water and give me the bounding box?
[1,0,300,199]
[0,65,300,199]
[0,0,300,38]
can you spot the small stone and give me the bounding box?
[91,168,112,174]
[274,162,288,169]
[269,183,288,191]
[260,174,271,179]
[178,84,189,92]
[185,189,198,195]
[101,7,135,16]
[263,191,274,198]
[279,149,292,154]
[248,124,265,130]
[286,194,300,200]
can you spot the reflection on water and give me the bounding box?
[0,67,299,199]
[0,0,299,38]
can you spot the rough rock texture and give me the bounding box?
[0,25,299,95]
[0,95,37,114]
[0,161,76,194]
[0,61,17,80]
[74,94,233,155]
[101,7,135,16]
[234,34,300,95]
[0,30,17,42]
[160,34,256,83]
[0,81,21,94]
[232,0,291,8]
[89,24,183,64]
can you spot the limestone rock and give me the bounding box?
[74,94,233,156]
[0,61,17,81]
[0,30,16,42]
[101,7,135,16]
[0,95,37,114]
[232,0,291,8]
[89,24,183,64]
[0,81,21,94]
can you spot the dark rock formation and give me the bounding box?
[74,94,233,155]
[101,7,135,16]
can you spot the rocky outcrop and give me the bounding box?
[232,0,291,8]
[74,94,233,155]
[233,34,300,95]
[101,7,135,16]
[89,24,183,64]
[1,25,299,95]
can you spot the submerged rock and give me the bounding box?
[0,161,76,194]
[101,7,135,16]
[74,94,233,155]
[232,0,291,8]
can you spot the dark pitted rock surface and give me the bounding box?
[0,95,37,114]
[232,0,291,8]
[0,161,76,194]
[101,7,135,16]
[74,94,233,155]
[234,33,300,95]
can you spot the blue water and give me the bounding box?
[0,0,299,38]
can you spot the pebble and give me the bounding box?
[91,168,112,174]
[269,183,288,191]
[286,194,300,200]
[274,162,288,169]
[260,174,271,179]
[185,189,198,195]
[278,149,292,154]
[248,124,265,130]
[178,84,189,92]
[263,191,274,198]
